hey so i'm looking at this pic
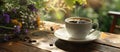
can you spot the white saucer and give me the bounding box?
[54,28,101,42]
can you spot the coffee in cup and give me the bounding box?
[65,17,98,40]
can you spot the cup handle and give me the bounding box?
[89,22,99,34]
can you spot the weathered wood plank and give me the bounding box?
[29,29,120,52]
[0,41,50,52]
[97,32,120,49]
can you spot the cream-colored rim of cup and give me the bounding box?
[65,17,92,24]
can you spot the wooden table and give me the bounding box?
[1,21,120,52]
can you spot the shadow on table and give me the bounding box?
[0,47,12,52]
[55,39,98,52]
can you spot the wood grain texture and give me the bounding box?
[0,41,50,52]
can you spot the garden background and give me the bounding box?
[1,0,120,32]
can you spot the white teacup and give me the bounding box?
[65,17,98,40]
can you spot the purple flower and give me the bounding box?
[14,26,21,33]
[27,4,37,12]
[3,13,10,23]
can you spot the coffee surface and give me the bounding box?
[69,20,89,24]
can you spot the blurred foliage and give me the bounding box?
[44,0,120,32]
[108,0,120,25]
[41,0,87,23]
[2,0,119,32]
[68,0,120,32]
[64,0,87,8]
[40,0,67,23]
[97,0,120,32]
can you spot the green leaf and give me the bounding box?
[54,10,64,20]
[64,0,75,8]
